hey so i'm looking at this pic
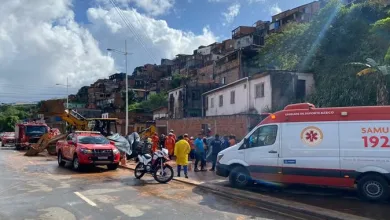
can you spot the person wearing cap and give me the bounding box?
[174,135,191,178]
[189,136,196,168]
[151,132,159,153]
[194,133,206,172]
[170,129,177,141]
[183,133,190,143]
[165,132,176,158]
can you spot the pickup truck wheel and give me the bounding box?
[72,155,81,171]
[107,164,119,170]
[229,166,251,188]
[58,152,66,167]
[358,174,389,202]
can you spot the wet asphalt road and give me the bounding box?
[0,148,297,220]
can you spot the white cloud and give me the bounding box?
[248,0,266,4]
[222,3,241,26]
[86,7,217,62]
[270,3,282,15]
[0,0,114,103]
[0,0,216,103]
[98,0,175,16]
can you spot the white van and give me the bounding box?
[216,103,390,201]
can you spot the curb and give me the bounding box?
[119,165,369,220]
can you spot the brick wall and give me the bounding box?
[156,114,262,140]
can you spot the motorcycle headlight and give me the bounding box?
[80,148,93,154]
[113,148,120,155]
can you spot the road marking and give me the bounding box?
[74,192,97,207]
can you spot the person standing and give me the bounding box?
[151,132,159,153]
[174,135,191,178]
[183,133,190,143]
[194,133,206,172]
[210,134,223,171]
[159,134,166,149]
[222,135,230,150]
[165,133,176,158]
[188,136,195,159]
[170,129,177,141]
[229,135,236,147]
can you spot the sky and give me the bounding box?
[0,0,314,103]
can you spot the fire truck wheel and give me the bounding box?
[358,174,389,202]
[229,166,251,188]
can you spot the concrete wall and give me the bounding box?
[205,75,272,116]
[197,46,211,55]
[205,80,248,116]
[297,72,315,97]
[234,35,253,50]
[168,87,184,118]
[250,75,272,113]
[157,114,263,140]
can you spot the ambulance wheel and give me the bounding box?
[358,174,389,202]
[229,166,251,188]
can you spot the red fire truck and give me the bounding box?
[15,122,49,150]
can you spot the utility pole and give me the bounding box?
[125,40,128,136]
[107,41,132,136]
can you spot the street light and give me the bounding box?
[107,40,132,135]
[56,76,69,110]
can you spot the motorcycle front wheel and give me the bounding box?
[134,163,145,179]
[153,164,174,183]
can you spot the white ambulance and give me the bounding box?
[216,103,390,201]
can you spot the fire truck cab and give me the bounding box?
[15,122,49,150]
[216,103,390,202]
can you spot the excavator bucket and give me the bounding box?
[25,133,67,156]
[38,99,66,116]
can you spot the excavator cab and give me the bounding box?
[88,118,118,136]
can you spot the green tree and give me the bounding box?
[128,93,168,112]
[349,58,390,105]
[122,90,137,105]
[170,73,189,89]
[0,105,32,132]
[255,0,389,107]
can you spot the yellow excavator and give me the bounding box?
[25,100,119,156]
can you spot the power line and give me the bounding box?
[109,0,159,64]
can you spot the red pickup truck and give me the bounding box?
[56,131,120,171]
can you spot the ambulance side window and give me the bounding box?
[248,125,278,148]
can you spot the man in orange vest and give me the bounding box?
[151,132,159,153]
[165,133,176,158]
[170,129,177,141]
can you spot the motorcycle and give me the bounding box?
[134,147,174,183]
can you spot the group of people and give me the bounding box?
[150,129,237,179]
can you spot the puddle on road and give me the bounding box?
[37,207,76,220]
[114,204,152,218]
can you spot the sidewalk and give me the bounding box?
[120,159,226,185]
